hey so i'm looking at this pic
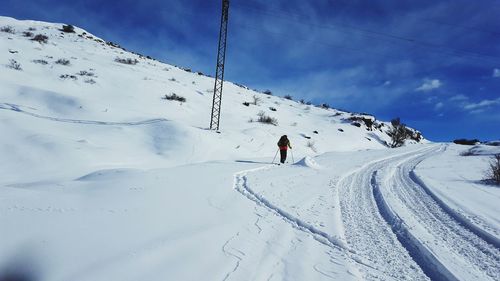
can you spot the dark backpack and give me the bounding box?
[277,136,287,147]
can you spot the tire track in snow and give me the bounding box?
[409,171,500,249]
[371,171,459,281]
[0,103,169,125]
[378,146,500,280]
[337,147,434,281]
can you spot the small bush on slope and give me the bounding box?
[252,95,261,105]
[115,57,138,65]
[485,154,500,185]
[32,59,48,65]
[388,117,409,148]
[256,111,278,126]
[55,58,71,66]
[6,59,22,70]
[61,24,75,33]
[162,93,186,103]
[0,26,14,33]
[31,34,48,43]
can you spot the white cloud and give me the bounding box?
[434,102,444,110]
[416,79,442,92]
[463,98,500,111]
[449,94,468,102]
[493,68,500,78]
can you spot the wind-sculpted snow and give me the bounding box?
[293,156,323,169]
[0,103,169,125]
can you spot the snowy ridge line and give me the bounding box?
[371,171,459,281]
[233,167,380,271]
[0,103,169,125]
[410,170,500,250]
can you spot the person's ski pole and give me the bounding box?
[272,149,279,164]
[291,149,295,163]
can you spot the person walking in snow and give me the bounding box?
[277,135,292,164]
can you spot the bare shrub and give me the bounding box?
[31,34,48,43]
[23,31,34,37]
[306,141,318,153]
[485,154,500,185]
[257,111,278,126]
[1,26,14,33]
[32,59,48,65]
[162,93,186,103]
[60,74,77,80]
[115,57,138,65]
[84,79,96,84]
[7,59,22,70]
[77,70,95,77]
[252,95,261,105]
[387,117,409,148]
[284,94,293,100]
[55,58,71,65]
[60,24,75,33]
[263,90,272,95]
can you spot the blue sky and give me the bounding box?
[2,0,500,141]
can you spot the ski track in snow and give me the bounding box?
[0,103,169,125]
[233,166,386,276]
[377,145,500,280]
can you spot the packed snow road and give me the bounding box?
[374,145,500,280]
[239,144,499,281]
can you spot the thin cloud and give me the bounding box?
[463,98,500,111]
[415,79,442,92]
[493,68,500,78]
[449,94,468,102]
[434,102,444,110]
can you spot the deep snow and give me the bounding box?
[1,16,499,281]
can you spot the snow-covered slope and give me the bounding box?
[7,16,499,281]
[0,16,424,184]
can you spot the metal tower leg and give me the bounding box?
[210,0,230,131]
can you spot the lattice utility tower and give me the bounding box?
[210,0,230,131]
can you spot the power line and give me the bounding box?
[230,21,488,82]
[232,2,500,65]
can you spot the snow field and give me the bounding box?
[2,16,499,281]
